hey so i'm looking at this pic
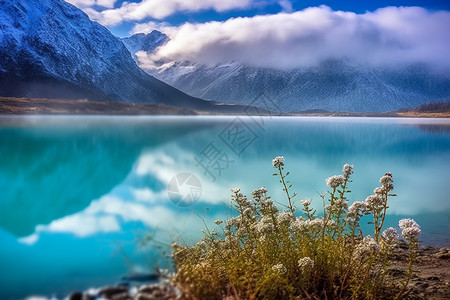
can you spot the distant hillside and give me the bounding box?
[414,101,450,112]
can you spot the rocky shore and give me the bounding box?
[66,245,450,300]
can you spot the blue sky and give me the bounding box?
[66,0,450,71]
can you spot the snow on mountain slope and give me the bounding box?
[0,0,208,109]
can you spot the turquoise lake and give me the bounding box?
[1,116,450,299]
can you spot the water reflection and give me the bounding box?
[0,116,449,299]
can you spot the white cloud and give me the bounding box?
[19,233,39,245]
[132,187,163,203]
[37,214,121,237]
[134,6,450,71]
[86,0,252,26]
[66,0,117,9]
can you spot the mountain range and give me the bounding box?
[127,31,450,112]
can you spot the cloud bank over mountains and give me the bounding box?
[133,6,450,71]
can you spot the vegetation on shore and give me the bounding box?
[171,157,422,299]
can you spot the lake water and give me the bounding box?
[1,116,449,299]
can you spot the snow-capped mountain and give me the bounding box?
[124,32,450,112]
[121,31,168,63]
[0,0,209,109]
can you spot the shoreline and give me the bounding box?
[1,96,449,118]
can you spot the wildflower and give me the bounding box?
[242,207,253,218]
[251,186,268,198]
[231,187,240,194]
[325,219,338,230]
[373,186,385,194]
[276,211,293,225]
[346,201,367,224]
[301,199,312,206]
[355,236,380,259]
[298,257,315,269]
[293,218,323,233]
[364,194,384,211]
[226,216,242,228]
[195,240,207,250]
[272,263,287,275]
[326,175,345,189]
[381,227,400,244]
[398,218,421,240]
[272,156,284,168]
[342,164,354,178]
[380,172,394,192]
[402,227,422,240]
[214,220,223,226]
[253,216,275,235]
[326,198,348,214]
[235,193,251,209]
[334,199,348,210]
[260,199,278,216]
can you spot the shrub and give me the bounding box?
[171,157,421,299]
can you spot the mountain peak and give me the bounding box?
[121,30,169,61]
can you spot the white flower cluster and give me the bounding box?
[346,201,367,223]
[253,216,275,235]
[326,175,345,189]
[276,211,293,226]
[381,227,400,245]
[380,172,394,192]
[355,236,380,258]
[272,263,287,275]
[272,156,284,168]
[298,257,315,269]
[242,207,254,218]
[259,199,278,216]
[342,164,354,178]
[398,218,421,240]
[195,240,208,250]
[364,194,384,211]
[226,216,242,229]
[301,198,312,207]
[235,192,251,209]
[231,187,240,194]
[293,218,324,233]
[333,199,348,210]
[251,186,268,200]
[373,186,385,194]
